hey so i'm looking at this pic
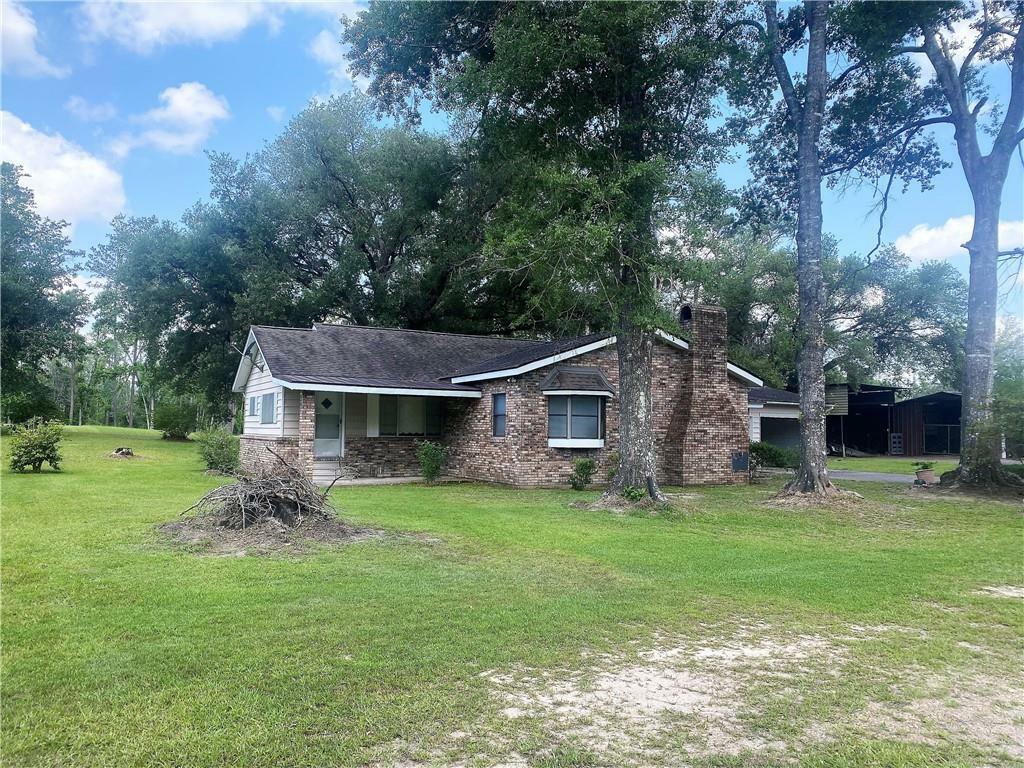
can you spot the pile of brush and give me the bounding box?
[185,450,335,529]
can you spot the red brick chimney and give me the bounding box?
[678,304,748,484]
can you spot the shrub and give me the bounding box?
[154,402,199,440]
[621,486,647,502]
[1,389,61,424]
[194,428,240,473]
[1003,462,1024,480]
[8,418,64,473]
[568,457,598,490]
[416,440,448,484]
[749,441,799,470]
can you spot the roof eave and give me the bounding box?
[271,378,482,398]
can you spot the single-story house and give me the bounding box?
[232,304,764,487]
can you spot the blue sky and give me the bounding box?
[2,1,1021,315]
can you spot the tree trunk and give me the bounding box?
[922,22,1023,486]
[771,0,835,494]
[68,362,75,425]
[957,179,1005,482]
[609,311,666,501]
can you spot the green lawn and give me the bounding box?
[828,456,960,475]
[3,427,1022,767]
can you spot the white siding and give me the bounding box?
[749,412,761,442]
[282,388,300,437]
[242,349,284,437]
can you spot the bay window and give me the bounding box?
[547,395,604,447]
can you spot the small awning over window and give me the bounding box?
[538,366,614,397]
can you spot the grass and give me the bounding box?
[2,426,1022,767]
[827,456,960,475]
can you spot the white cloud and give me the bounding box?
[111,82,230,157]
[308,28,368,97]
[267,105,286,123]
[2,0,69,77]
[895,215,1024,264]
[78,1,359,54]
[64,95,118,122]
[0,111,125,230]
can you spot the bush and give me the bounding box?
[8,418,64,473]
[621,486,647,502]
[154,402,199,439]
[749,441,799,470]
[416,440,448,484]
[568,457,598,490]
[1,388,61,424]
[1004,463,1024,480]
[194,428,240,473]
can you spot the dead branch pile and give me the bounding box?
[185,449,336,529]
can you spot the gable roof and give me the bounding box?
[234,324,539,395]
[232,323,764,394]
[450,333,613,379]
[538,366,615,395]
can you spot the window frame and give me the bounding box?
[492,393,507,438]
[248,396,257,417]
[547,394,604,447]
[377,395,444,437]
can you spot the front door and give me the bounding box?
[314,393,344,457]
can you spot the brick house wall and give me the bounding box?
[239,434,300,471]
[446,307,749,487]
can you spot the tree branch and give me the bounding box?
[764,1,803,128]
[822,115,954,177]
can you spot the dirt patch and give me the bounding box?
[480,623,1024,764]
[573,492,700,517]
[852,671,1024,760]
[765,488,864,512]
[159,512,380,556]
[977,585,1024,599]
[483,625,843,761]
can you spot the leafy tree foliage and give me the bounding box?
[725,1,948,494]
[1,163,88,420]
[347,1,735,499]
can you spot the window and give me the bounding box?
[260,392,276,424]
[492,393,506,437]
[378,395,444,437]
[248,396,257,416]
[548,395,603,441]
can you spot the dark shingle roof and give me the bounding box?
[538,366,614,394]
[252,324,541,392]
[748,386,800,405]
[450,332,611,377]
